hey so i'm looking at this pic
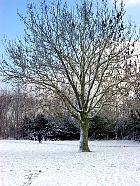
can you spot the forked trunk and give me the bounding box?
[79,112,90,152]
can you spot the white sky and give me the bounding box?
[116,0,140,7]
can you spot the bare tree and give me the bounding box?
[0,89,12,138]
[0,0,139,151]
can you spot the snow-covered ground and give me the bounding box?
[0,140,140,186]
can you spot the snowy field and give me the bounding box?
[0,140,140,186]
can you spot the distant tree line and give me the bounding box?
[0,85,140,141]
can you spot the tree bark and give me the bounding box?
[79,112,90,152]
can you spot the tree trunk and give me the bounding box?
[79,112,90,152]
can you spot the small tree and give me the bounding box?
[0,0,139,151]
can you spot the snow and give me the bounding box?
[0,140,140,186]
